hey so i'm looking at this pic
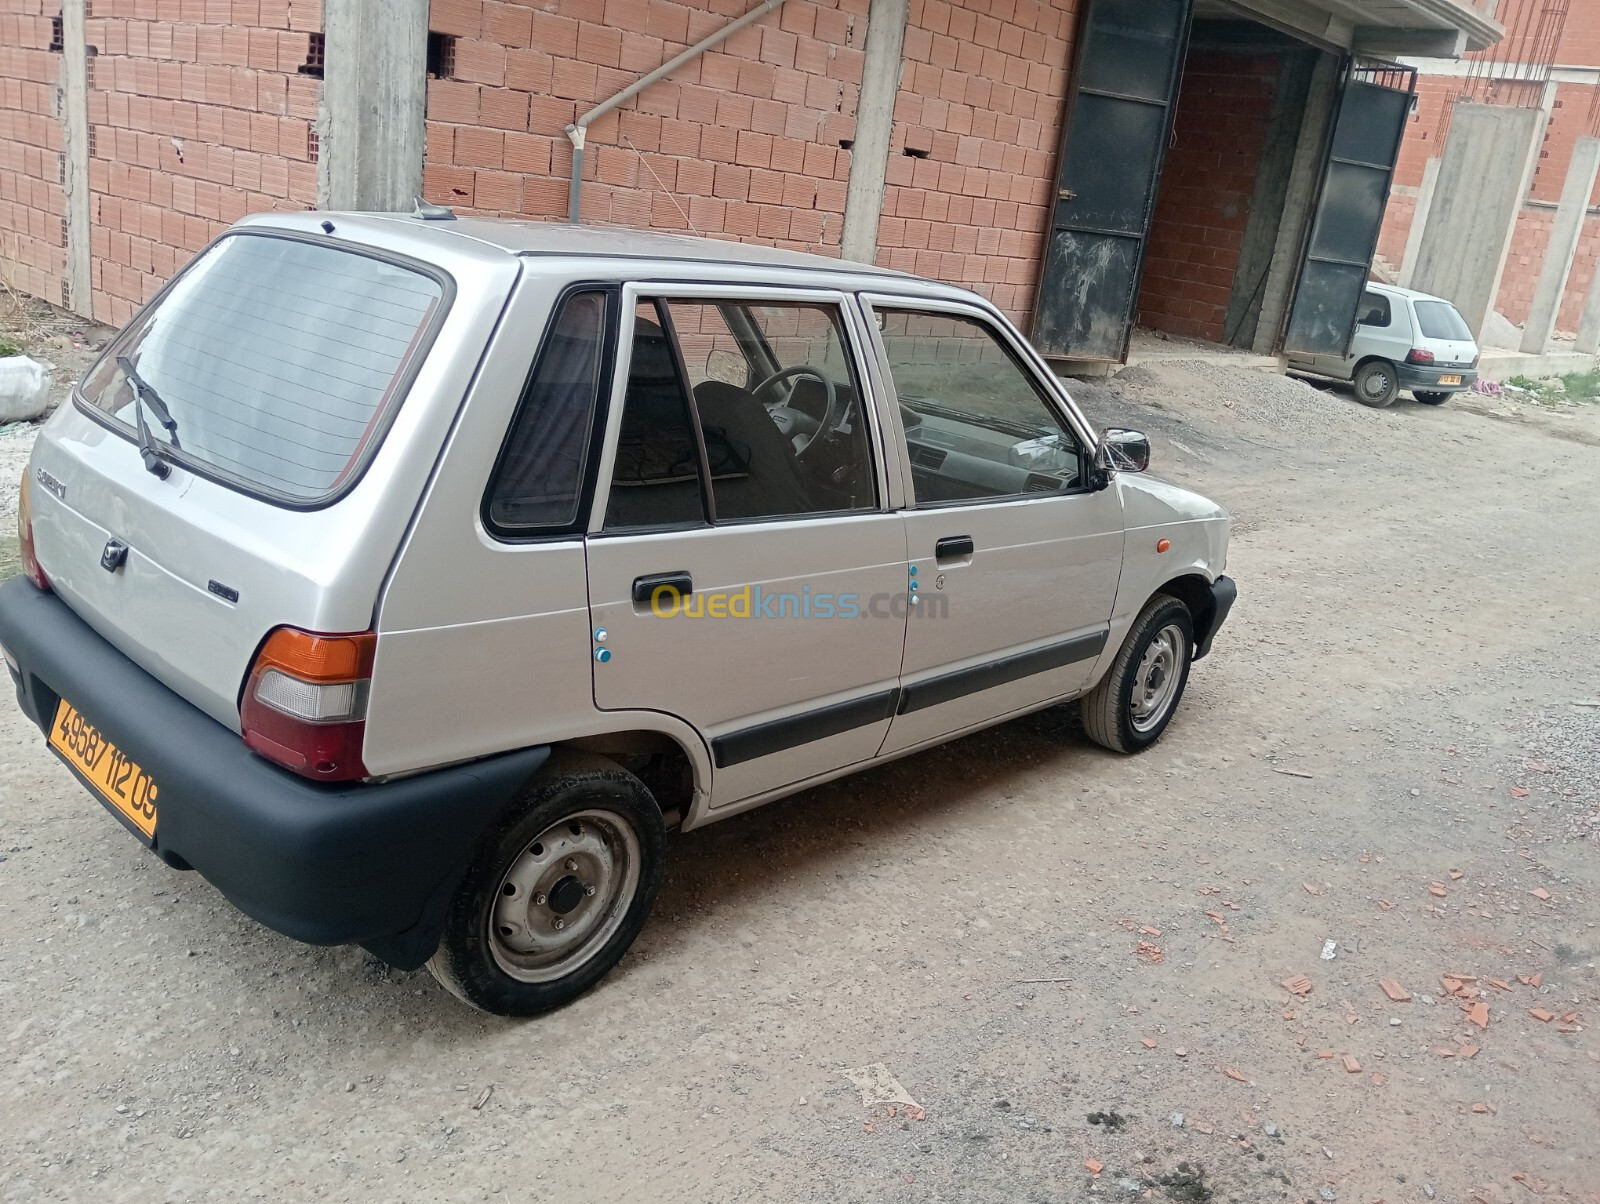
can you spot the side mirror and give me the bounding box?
[705,348,748,387]
[1100,428,1151,474]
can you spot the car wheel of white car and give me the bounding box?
[426,755,666,1016]
[1081,594,1195,754]
[1353,360,1399,408]
[1414,391,1451,405]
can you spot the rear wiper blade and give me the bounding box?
[117,355,181,479]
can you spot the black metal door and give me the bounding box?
[1032,0,1192,362]
[1283,66,1416,356]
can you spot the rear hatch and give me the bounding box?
[25,222,502,731]
[1410,297,1478,370]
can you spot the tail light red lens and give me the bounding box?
[17,473,51,592]
[1406,348,1436,365]
[240,627,376,782]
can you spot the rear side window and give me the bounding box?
[79,233,446,503]
[1414,300,1473,341]
[1357,291,1390,327]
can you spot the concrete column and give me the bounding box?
[59,0,92,318]
[1578,250,1600,354]
[1411,102,1547,342]
[1397,156,1439,289]
[318,0,428,211]
[1521,137,1600,353]
[840,0,909,265]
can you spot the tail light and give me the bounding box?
[240,626,376,781]
[1406,348,1435,365]
[17,472,51,592]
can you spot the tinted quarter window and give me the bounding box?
[79,233,444,503]
[1414,300,1473,341]
[876,309,1082,506]
[487,290,609,533]
[603,301,710,531]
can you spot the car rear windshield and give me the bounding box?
[79,233,446,504]
[1413,300,1472,342]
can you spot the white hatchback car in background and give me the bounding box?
[1,211,1234,1015]
[1287,282,1480,408]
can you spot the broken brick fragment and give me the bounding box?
[1378,978,1412,1003]
[1342,1055,1361,1073]
[1280,974,1313,996]
[1529,1008,1555,1022]
[1468,1002,1490,1029]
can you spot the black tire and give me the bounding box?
[426,755,665,1016]
[1414,390,1451,405]
[1353,360,1400,408]
[1081,594,1195,754]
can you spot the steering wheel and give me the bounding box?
[750,365,840,459]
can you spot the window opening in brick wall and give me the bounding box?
[299,32,325,78]
[427,32,457,79]
[308,128,320,163]
[49,15,63,51]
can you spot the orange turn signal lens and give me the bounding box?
[1156,538,1171,554]
[253,627,376,683]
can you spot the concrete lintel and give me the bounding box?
[1352,24,1467,59]
[59,0,92,318]
[1521,137,1600,353]
[840,0,909,265]
[319,0,428,211]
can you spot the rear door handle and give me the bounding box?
[935,536,974,562]
[633,571,693,605]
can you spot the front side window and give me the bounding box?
[601,298,875,531]
[875,309,1083,506]
[485,290,609,534]
[79,233,446,503]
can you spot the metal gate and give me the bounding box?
[1031,0,1192,361]
[1282,65,1417,356]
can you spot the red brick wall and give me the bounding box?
[422,0,1079,327]
[1136,49,1280,343]
[0,3,66,305]
[876,0,1077,330]
[0,0,320,327]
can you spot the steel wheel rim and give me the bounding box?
[1361,369,1391,400]
[488,809,641,984]
[1130,623,1186,734]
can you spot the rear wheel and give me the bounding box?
[1354,360,1400,408]
[1414,390,1451,405]
[1081,594,1195,754]
[426,757,665,1016]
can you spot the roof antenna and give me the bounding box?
[413,196,456,221]
[624,137,698,235]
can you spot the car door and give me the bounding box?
[861,295,1125,757]
[584,286,909,813]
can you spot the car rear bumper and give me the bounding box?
[1397,365,1477,392]
[0,577,548,969]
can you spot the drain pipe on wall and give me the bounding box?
[566,0,790,223]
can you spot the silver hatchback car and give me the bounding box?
[1,211,1235,1014]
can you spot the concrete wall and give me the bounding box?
[1410,102,1545,341]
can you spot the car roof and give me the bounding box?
[1367,281,1455,306]
[336,211,915,280]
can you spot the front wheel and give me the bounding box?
[1081,595,1195,754]
[426,758,666,1016]
[1414,390,1451,405]
[1353,360,1400,408]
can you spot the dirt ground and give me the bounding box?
[1,353,1597,1204]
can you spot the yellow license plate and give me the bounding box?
[49,699,159,838]
[1438,375,1462,386]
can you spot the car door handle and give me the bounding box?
[935,536,974,562]
[632,571,693,605]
